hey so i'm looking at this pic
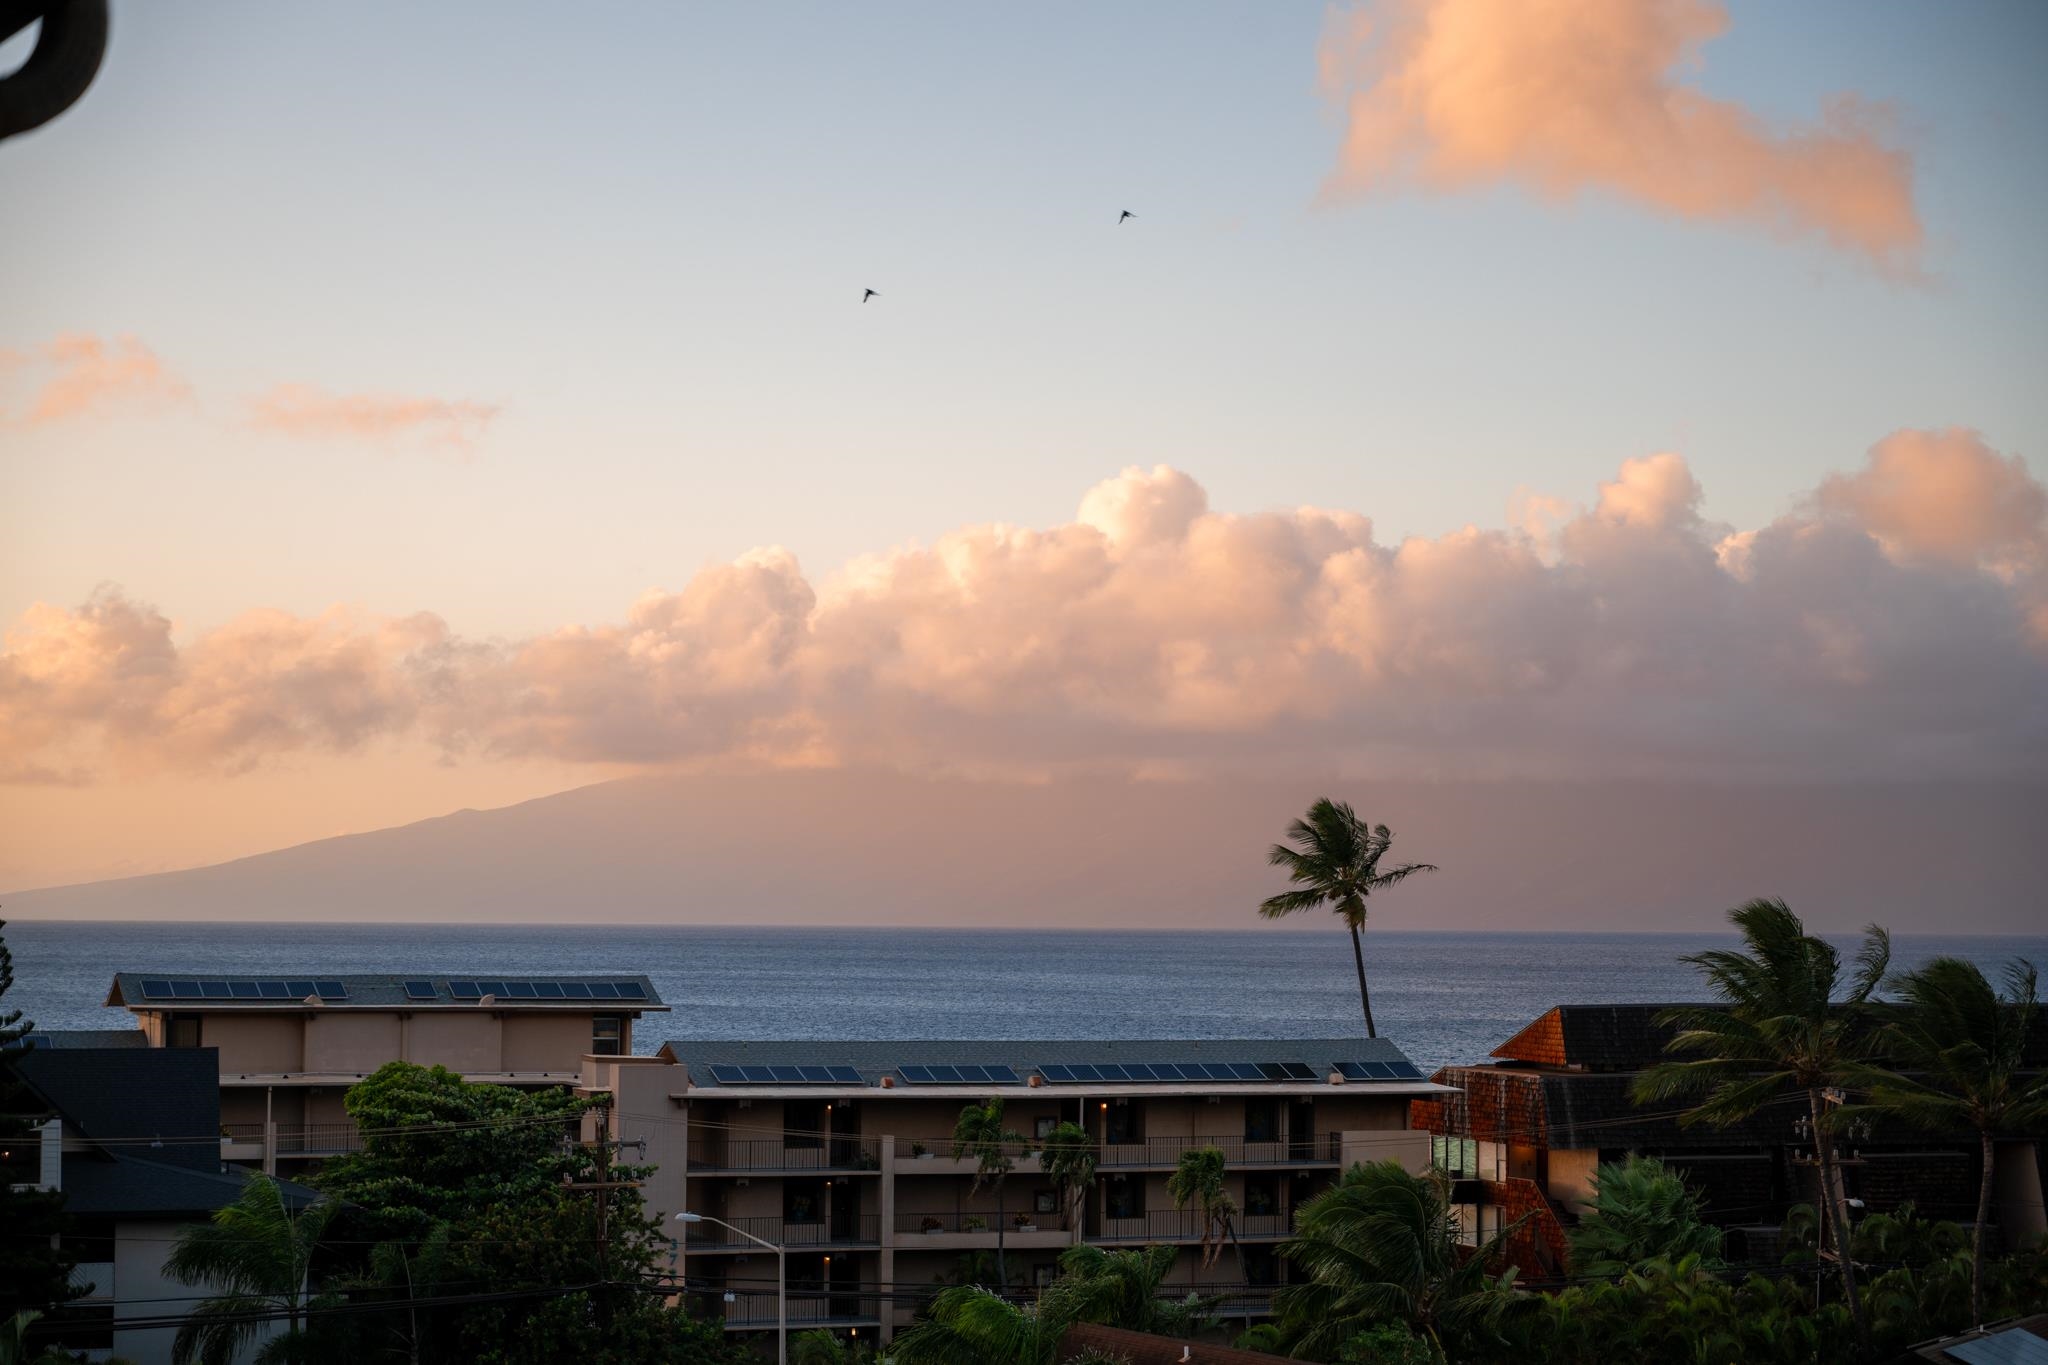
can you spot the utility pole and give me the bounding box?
[563,1101,643,1329]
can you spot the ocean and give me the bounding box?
[5,922,2045,1071]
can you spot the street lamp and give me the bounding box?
[675,1212,786,1365]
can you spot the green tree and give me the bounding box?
[1633,898,1889,1345]
[1038,1121,1097,1237]
[1566,1156,1724,1279]
[952,1097,1031,1290]
[1854,956,2048,1329]
[1166,1145,1240,1277]
[1259,800,1436,1037]
[1044,1243,1210,1338]
[0,922,80,1327]
[1274,1160,1515,1362]
[889,1285,1057,1365]
[164,1174,337,1365]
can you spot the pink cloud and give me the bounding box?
[6,433,2044,785]
[0,333,191,423]
[1317,0,1922,272]
[248,383,500,451]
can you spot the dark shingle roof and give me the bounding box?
[12,1046,222,1172]
[23,1029,149,1049]
[658,1037,1432,1090]
[107,972,666,1010]
[58,1154,321,1217]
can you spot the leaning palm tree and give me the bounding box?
[1166,1145,1240,1278]
[1634,898,1889,1347]
[1854,956,2048,1329]
[165,1174,336,1365]
[1274,1159,1516,1362]
[952,1097,1031,1292]
[1260,799,1436,1036]
[1038,1120,1097,1238]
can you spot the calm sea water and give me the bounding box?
[5,923,2044,1071]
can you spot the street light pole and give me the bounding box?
[675,1211,786,1365]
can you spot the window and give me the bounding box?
[591,1015,622,1056]
[1244,1097,1279,1143]
[168,1014,202,1049]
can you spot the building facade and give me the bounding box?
[584,1037,1447,1344]
[104,972,667,1171]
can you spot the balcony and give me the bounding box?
[276,1122,362,1156]
[894,1209,1074,1250]
[1093,1209,1298,1244]
[682,1214,881,1251]
[895,1149,1046,1176]
[687,1137,882,1174]
[1097,1133,1341,1169]
[717,1291,881,1330]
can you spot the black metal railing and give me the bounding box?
[1093,1209,1297,1243]
[895,1210,1070,1236]
[683,1214,880,1249]
[717,1291,881,1328]
[687,1136,883,1172]
[274,1122,362,1155]
[1095,1133,1340,1168]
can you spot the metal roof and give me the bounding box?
[107,972,667,1010]
[1946,1325,2048,1365]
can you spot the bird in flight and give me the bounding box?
[1118,210,1134,223]
[862,289,878,303]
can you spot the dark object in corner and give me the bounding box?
[0,0,108,142]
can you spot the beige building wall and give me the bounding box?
[304,1013,403,1074]
[407,1013,503,1073]
[1546,1147,1601,1214]
[202,1015,305,1074]
[503,1013,591,1071]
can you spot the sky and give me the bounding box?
[2,0,2046,905]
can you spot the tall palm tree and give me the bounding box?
[1854,956,2048,1328]
[1274,1159,1516,1362]
[952,1097,1031,1291]
[1038,1120,1097,1239]
[1634,898,1890,1346]
[1260,799,1436,1036]
[165,1174,336,1365]
[1166,1145,1240,1278]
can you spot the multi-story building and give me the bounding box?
[582,1036,1448,1344]
[1411,1003,2048,1278]
[103,972,667,1171]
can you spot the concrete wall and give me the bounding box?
[1994,1140,2046,1247]
[502,1014,591,1072]
[406,1013,502,1073]
[304,1013,402,1074]
[203,1015,304,1075]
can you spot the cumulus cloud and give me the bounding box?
[0,333,191,424]
[248,383,500,452]
[1316,0,1922,271]
[6,431,2044,785]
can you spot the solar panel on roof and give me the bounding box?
[140,979,173,998]
[981,1064,1019,1084]
[258,981,290,999]
[586,982,617,998]
[171,981,202,998]
[504,981,537,998]
[1336,1060,1394,1081]
[448,980,481,999]
[198,980,230,997]
[1388,1061,1424,1080]
[1278,1061,1315,1081]
[767,1065,803,1082]
[614,982,647,1000]
[535,982,564,998]
[229,982,260,999]
[561,982,591,998]
[404,981,436,1000]
[286,979,316,997]
[739,1065,776,1082]
[314,980,347,1000]
[476,980,507,997]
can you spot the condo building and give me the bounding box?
[583,1036,1450,1343]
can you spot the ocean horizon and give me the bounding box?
[9,921,2044,1072]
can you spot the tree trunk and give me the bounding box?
[1349,922,1377,1038]
[1972,1127,1994,1328]
[1810,1089,1865,1343]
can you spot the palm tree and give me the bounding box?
[1633,898,1890,1346]
[1274,1159,1516,1361]
[890,1284,1058,1365]
[1166,1145,1240,1279]
[1043,1243,1209,1338]
[1038,1120,1097,1239]
[1567,1155,1724,1278]
[1260,799,1436,1036]
[1854,956,2048,1328]
[165,1174,336,1365]
[952,1097,1031,1291]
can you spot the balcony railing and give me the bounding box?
[895,1210,1071,1236]
[683,1214,880,1249]
[1097,1133,1341,1168]
[717,1291,881,1328]
[221,1122,267,1143]
[687,1136,882,1173]
[1094,1209,1297,1244]
[275,1122,362,1155]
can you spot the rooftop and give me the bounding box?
[107,972,668,1011]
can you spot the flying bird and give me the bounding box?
[862,289,878,302]
[1118,210,1134,223]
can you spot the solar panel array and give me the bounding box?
[897,1064,1021,1085]
[139,979,346,1001]
[1037,1060,1317,1084]
[706,1064,865,1085]
[445,980,648,1001]
[1336,1059,1427,1081]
